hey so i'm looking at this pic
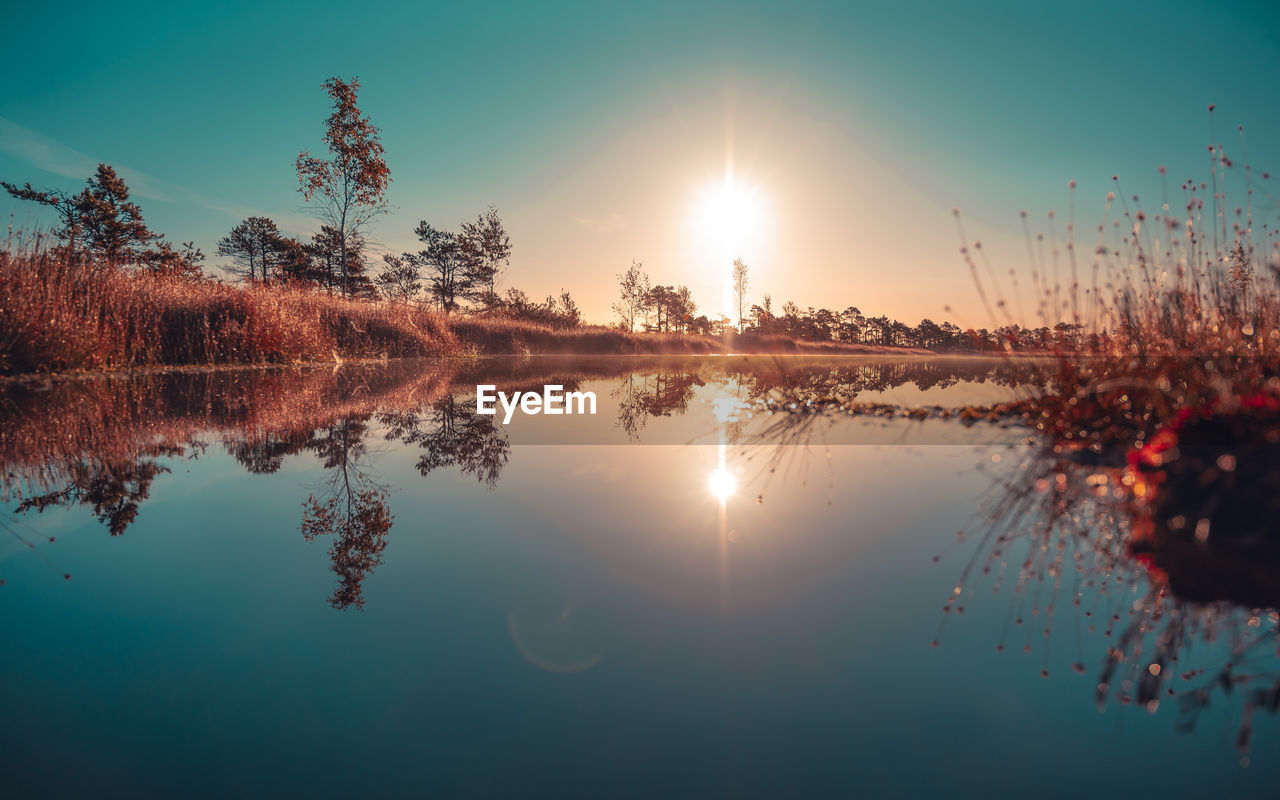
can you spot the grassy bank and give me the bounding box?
[0,246,925,375]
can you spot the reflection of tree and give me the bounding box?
[299,418,392,610]
[613,375,649,441]
[380,395,510,487]
[2,356,1033,612]
[226,430,313,474]
[12,444,186,535]
[734,358,1026,407]
[612,372,703,440]
[642,372,701,415]
[301,488,391,611]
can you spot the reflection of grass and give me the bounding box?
[943,120,1280,761]
[942,447,1280,764]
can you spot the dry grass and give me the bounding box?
[0,244,460,374]
[954,127,1280,452]
[1,241,932,376]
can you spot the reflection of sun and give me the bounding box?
[708,465,737,501]
[693,172,767,258]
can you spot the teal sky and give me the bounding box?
[3,0,1279,326]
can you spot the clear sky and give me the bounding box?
[3,0,1279,327]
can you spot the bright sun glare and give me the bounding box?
[708,466,737,502]
[693,173,767,258]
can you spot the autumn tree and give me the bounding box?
[217,216,286,283]
[296,76,391,298]
[612,259,650,331]
[731,257,749,332]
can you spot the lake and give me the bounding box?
[1,356,1276,797]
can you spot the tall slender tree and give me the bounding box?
[296,77,391,298]
[731,257,750,332]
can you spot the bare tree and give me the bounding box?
[731,257,750,332]
[296,76,391,298]
[612,259,650,331]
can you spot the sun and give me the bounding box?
[693,172,767,258]
[708,465,737,502]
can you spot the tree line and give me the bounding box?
[613,256,1085,351]
[741,295,1086,351]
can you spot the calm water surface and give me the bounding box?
[1,356,1276,797]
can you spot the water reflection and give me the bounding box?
[708,463,736,502]
[940,438,1280,764]
[297,418,392,610]
[613,370,703,440]
[1,356,1025,606]
[2,354,1278,778]
[379,395,509,487]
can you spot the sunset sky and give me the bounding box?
[3,0,1279,327]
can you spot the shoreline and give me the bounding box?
[0,347,1037,385]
